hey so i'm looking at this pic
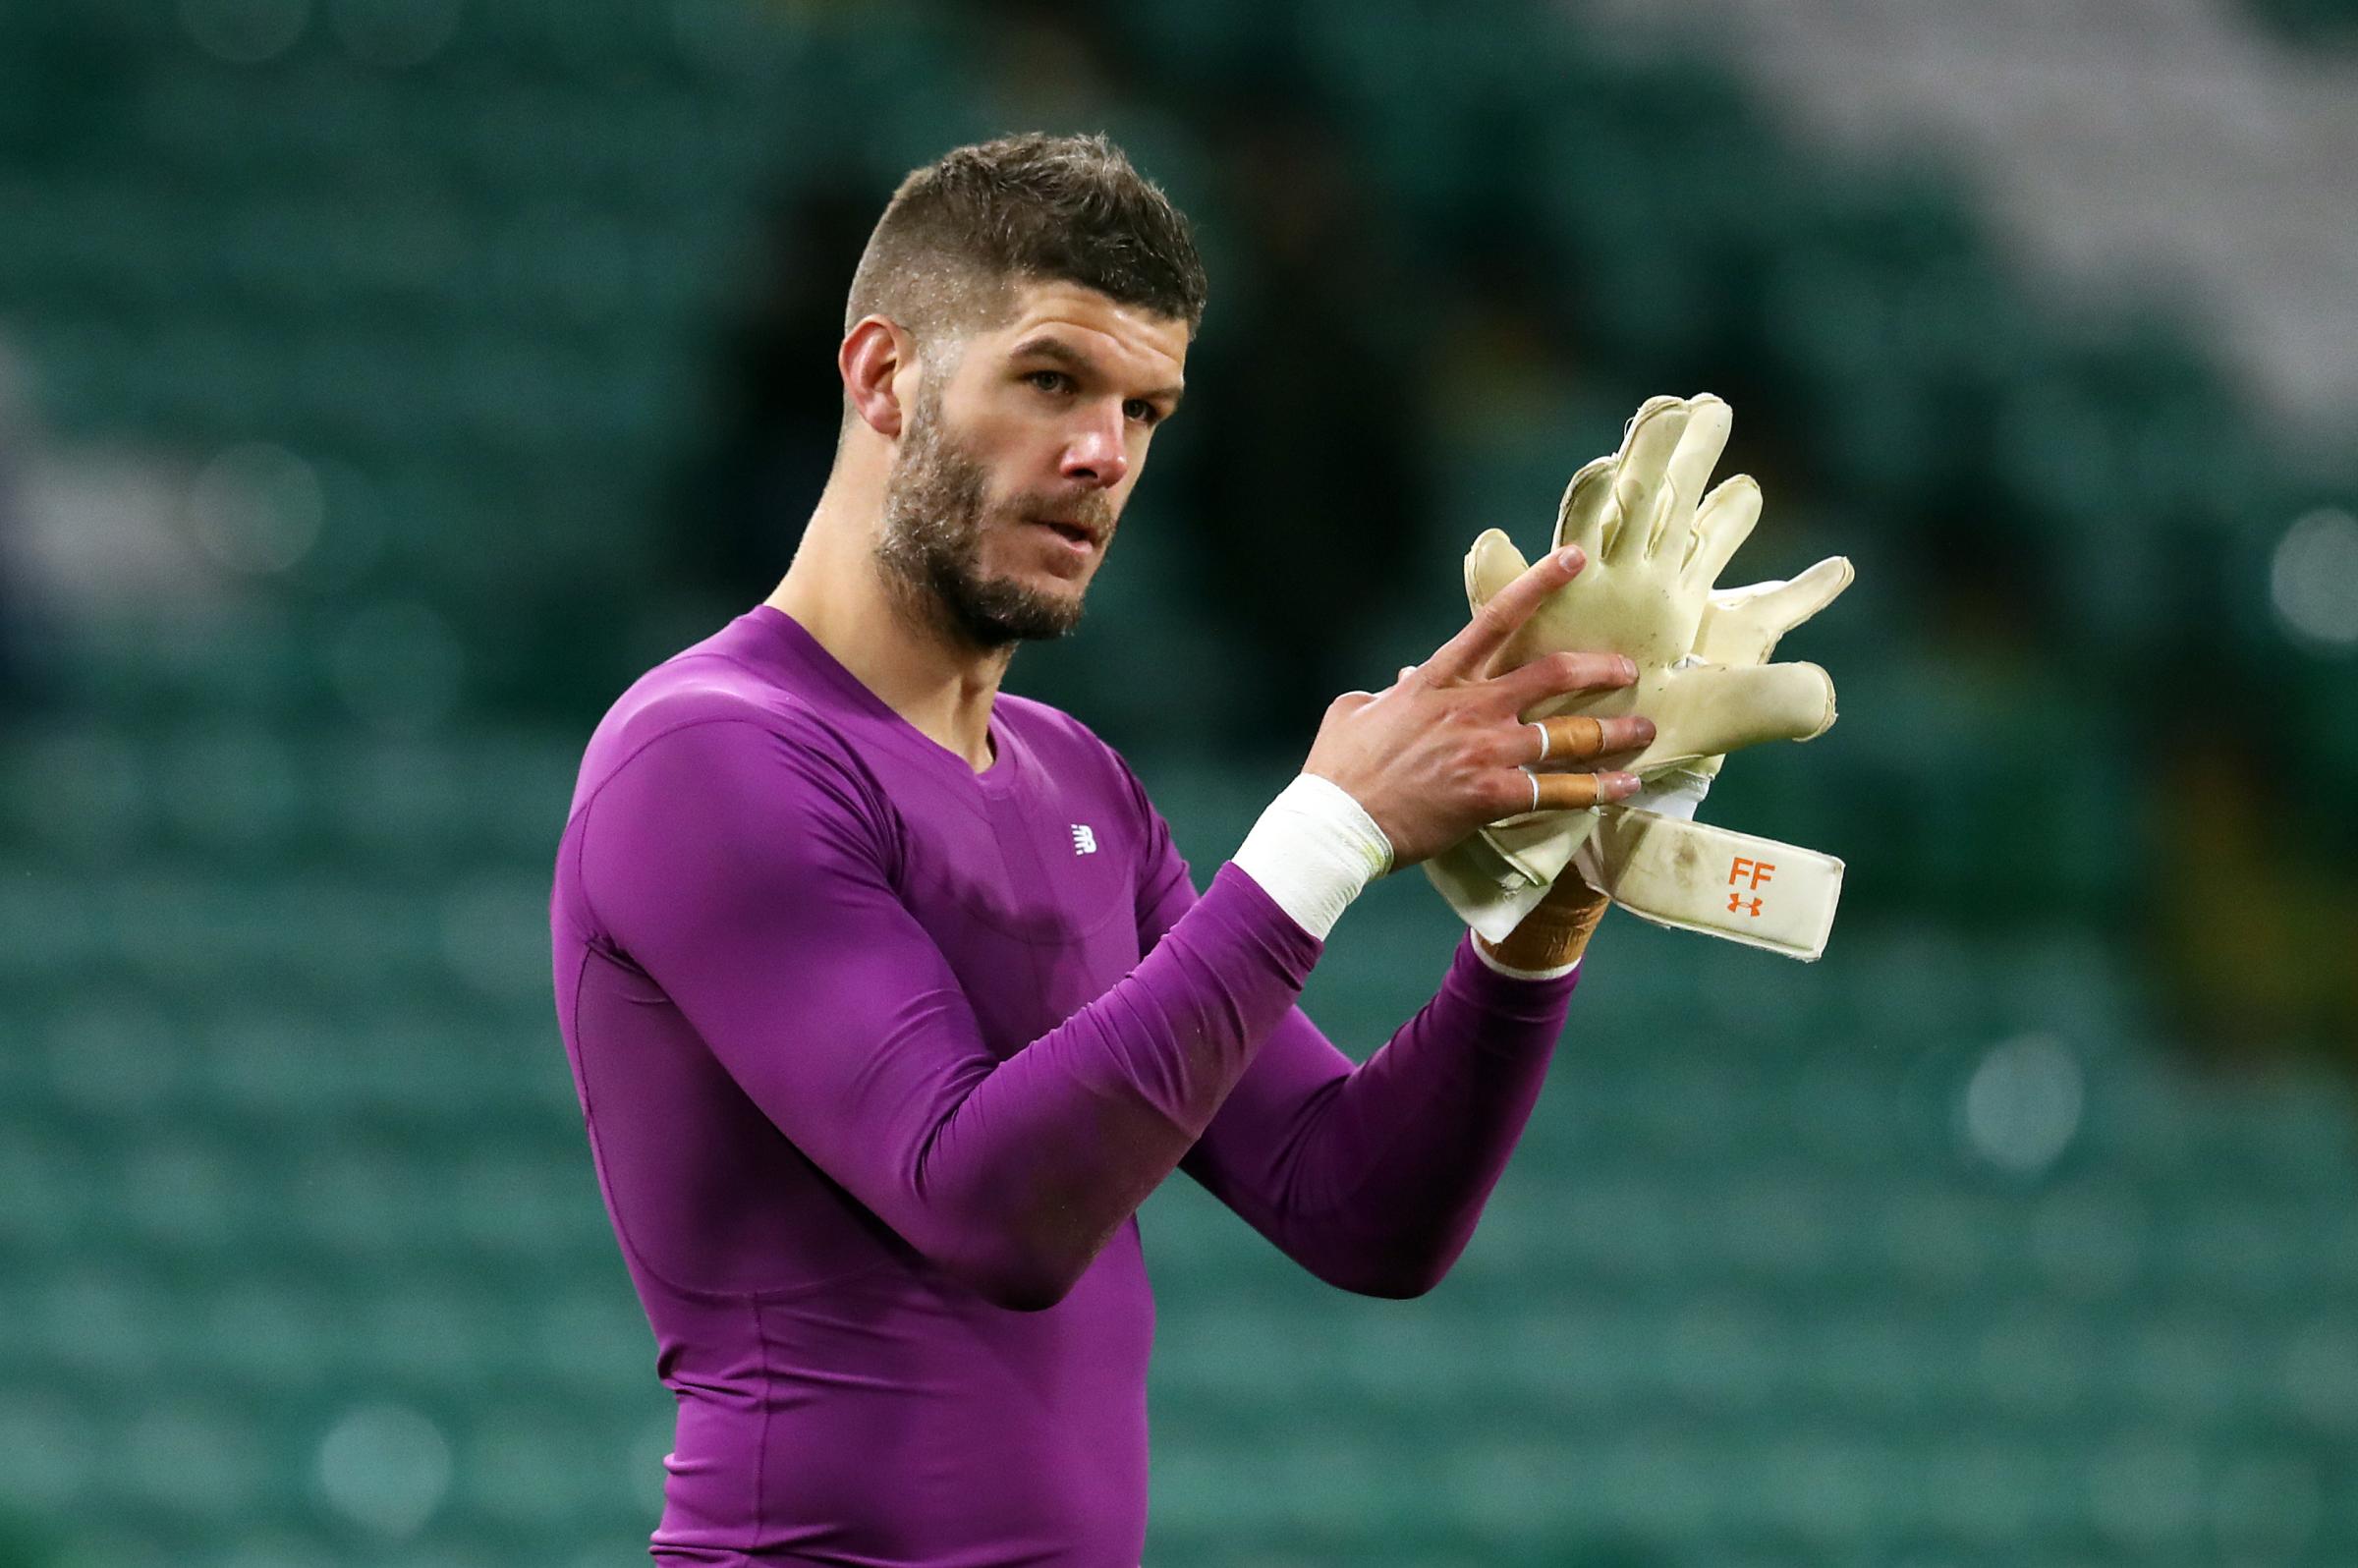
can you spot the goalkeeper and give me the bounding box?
[554,134,1656,1566]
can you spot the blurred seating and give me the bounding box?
[0,0,2352,1563]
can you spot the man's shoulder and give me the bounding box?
[570,645,858,819]
[615,655,846,749]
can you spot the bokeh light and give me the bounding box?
[1959,1033,2086,1178]
[314,1402,452,1538]
[0,3,2352,1564]
[2271,506,2358,653]
[186,444,325,578]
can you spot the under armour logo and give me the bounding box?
[1071,824,1098,855]
[1727,856,1774,918]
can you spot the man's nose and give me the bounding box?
[1059,404,1130,488]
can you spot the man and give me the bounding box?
[549,133,1651,1566]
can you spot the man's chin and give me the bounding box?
[941,573,1087,645]
[974,545,1095,634]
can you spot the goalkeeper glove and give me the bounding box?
[1425,395,1848,955]
[1572,559,1854,960]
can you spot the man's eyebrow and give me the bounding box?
[1009,335,1185,407]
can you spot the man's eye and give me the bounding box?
[1027,370,1070,393]
[1125,399,1160,425]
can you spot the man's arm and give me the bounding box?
[577,713,1325,1312]
[580,548,1635,1311]
[1130,771,1599,1300]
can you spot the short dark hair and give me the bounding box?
[844,133,1207,358]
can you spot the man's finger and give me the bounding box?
[1427,543,1585,682]
[1492,770,1642,818]
[1527,713,1656,765]
[1488,648,1638,715]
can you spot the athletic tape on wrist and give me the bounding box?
[1472,938,1582,981]
[1231,773,1393,940]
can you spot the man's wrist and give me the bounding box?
[1473,875,1608,978]
[1231,773,1393,940]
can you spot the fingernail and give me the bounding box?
[1554,545,1583,571]
[1610,771,1643,797]
[1633,717,1656,742]
[1618,656,1638,682]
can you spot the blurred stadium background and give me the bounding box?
[2,0,2356,1564]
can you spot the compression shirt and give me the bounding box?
[548,605,1581,1565]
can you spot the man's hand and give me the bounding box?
[1302,544,1654,869]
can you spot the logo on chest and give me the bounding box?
[1071,823,1098,856]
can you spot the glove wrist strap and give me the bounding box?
[1576,808,1842,961]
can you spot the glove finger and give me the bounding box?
[1682,473,1762,588]
[1694,555,1854,665]
[1605,398,1689,565]
[1551,455,1617,556]
[1642,477,1687,560]
[1638,660,1838,769]
[1661,394,1732,536]
[1752,555,1855,637]
[1619,393,1686,445]
[1463,529,1530,615]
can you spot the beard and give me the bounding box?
[874,381,1099,649]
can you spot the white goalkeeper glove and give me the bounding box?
[1573,561,1854,960]
[1425,395,1850,956]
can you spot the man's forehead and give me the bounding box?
[991,281,1188,376]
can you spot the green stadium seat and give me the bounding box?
[0,722,148,862]
[2,4,2351,1564]
[0,1125,100,1260]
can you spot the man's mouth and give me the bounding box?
[1032,519,1099,549]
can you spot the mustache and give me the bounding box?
[1009,496,1116,536]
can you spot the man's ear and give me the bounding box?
[840,315,912,438]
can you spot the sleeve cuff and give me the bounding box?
[1470,937,1583,982]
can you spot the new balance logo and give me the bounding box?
[1071,824,1098,856]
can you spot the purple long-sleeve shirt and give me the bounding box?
[548,605,1580,1565]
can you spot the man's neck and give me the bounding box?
[765,500,1010,774]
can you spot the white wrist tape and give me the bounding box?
[1471,938,1582,982]
[1231,774,1393,940]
